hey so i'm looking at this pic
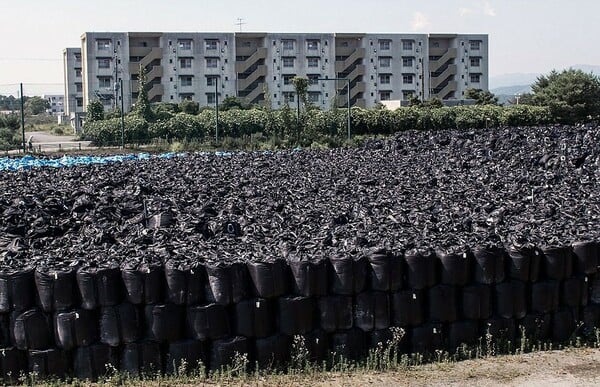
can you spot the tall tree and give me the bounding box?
[530,68,600,123]
[464,88,499,105]
[86,100,105,122]
[133,65,153,121]
[24,96,50,115]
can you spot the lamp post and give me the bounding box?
[120,78,125,148]
[515,93,521,105]
[214,77,219,143]
[318,77,351,140]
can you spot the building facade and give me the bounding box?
[42,94,64,115]
[66,32,488,114]
[63,47,85,130]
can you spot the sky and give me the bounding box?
[0,0,598,95]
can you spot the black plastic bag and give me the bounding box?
[76,265,122,310]
[287,258,328,297]
[366,249,403,292]
[73,344,118,381]
[461,284,492,320]
[164,260,205,306]
[28,348,70,379]
[391,290,424,327]
[318,295,353,332]
[121,341,162,376]
[233,298,275,338]
[0,347,27,383]
[186,303,230,340]
[34,267,76,312]
[13,309,52,350]
[278,296,317,335]
[354,291,390,331]
[254,334,291,369]
[328,255,367,295]
[403,249,436,290]
[145,304,184,343]
[121,263,164,305]
[0,268,35,312]
[54,309,97,349]
[99,303,141,346]
[247,259,288,298]
[428,284,457,323]
[209,336,249,372]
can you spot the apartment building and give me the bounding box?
[42,94,64,115]
[63,47,84,130]
[67,32,488,113]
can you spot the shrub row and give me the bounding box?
[81,105,552,146]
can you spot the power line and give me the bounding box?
[0,57,62,62]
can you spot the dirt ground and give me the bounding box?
[310,347,600,387]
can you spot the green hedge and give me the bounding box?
[81,105,553,146]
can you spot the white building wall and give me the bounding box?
[72,32,489,113]
[265,33,336,109]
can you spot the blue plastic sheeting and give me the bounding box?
[0,152,185,171]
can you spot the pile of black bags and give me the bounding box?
[0,124,598,380]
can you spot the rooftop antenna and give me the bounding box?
[235,18,246,32]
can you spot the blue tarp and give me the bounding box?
[0,152,184,171]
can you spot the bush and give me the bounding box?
[81,116,149,146]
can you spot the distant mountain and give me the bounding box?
[490,85,532,96]
[489,73,539,90]
[489,64,600,90]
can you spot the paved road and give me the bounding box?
[25,131,91,152]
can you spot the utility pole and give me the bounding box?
[215,77,219,143]
[20,83,25,153]
[235,18,246,32]
[120,78,125,148]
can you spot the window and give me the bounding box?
[307,57,319,67]
[76,97,83,107]
[470,57,481,67]
[178,40,192,50]
[403,90,414,100]
[379,57,391,68]
[206,76,218,86]
[283,92,295,102]
[307,40,319,50]
[470,40,481,50]
[75,83,83,92]
[470,74,481,83]
[179,58,192,68]
[241,41,251,48]
[379,74,391,84]
[402,74,414,84]
[207,93,216,104]
[180,76,193,87]
[74,53,81,62]
[308,92,320,103]
[282,40,295,50]
[97,58,111,69]
[75,69,82,77]
[98,76,112,88]
[206,57,219,68]
[205,40,218,50]
[283,74,296,85]
[308,74,319,85]
[283,57,295,67]
[402,57,414,67]
[379,91,391,100]
[97,39,111,50]
[379,40,391,50]
[402,40,414,50]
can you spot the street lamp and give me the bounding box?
[515,93,521,105]
[318,77,351,140]
[214,77,219,143]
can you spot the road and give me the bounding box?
[25,131,92,153]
